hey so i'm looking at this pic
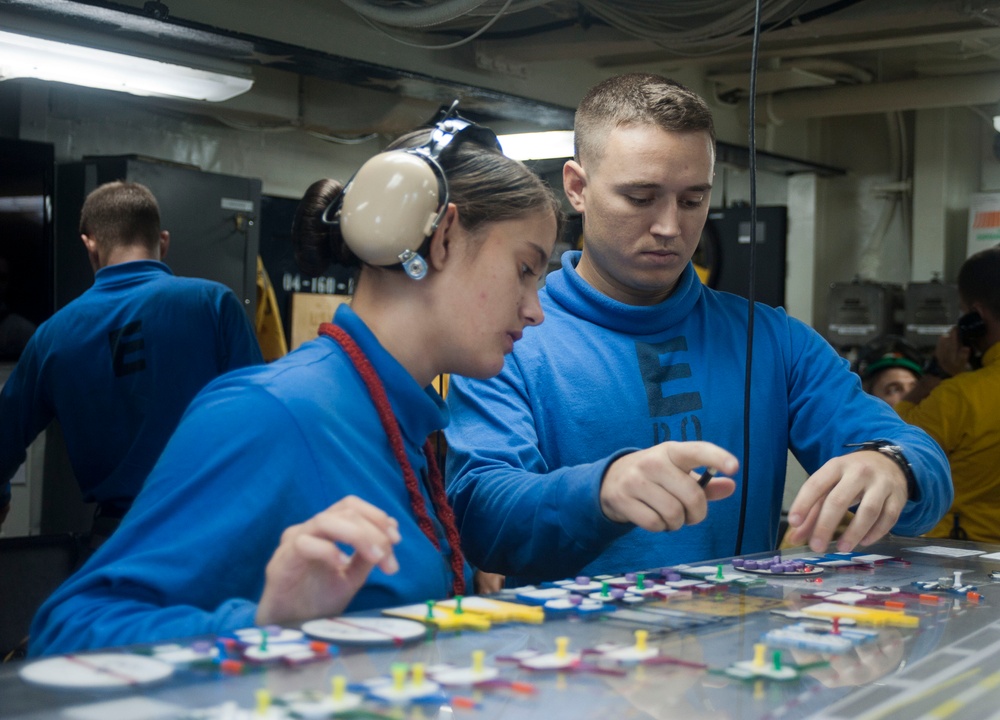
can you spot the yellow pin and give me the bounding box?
[332,675,346,701]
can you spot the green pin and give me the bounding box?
[425,599,435,621]
[601,581,609,597]
[259,629,268,652]
[636,573,645,590]
[772,650,782,671]
[455,595,464,614]
[716,564,724,580]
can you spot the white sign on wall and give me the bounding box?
[967,192,1000,257]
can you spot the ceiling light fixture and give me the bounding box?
[498,130,575,161]
[0,29,253,102]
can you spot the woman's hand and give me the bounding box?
[256,495,401,626]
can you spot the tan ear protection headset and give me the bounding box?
[322,101,502,280]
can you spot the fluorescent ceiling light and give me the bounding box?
[0,29,253,102]
[498,130,575,161]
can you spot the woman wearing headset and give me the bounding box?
[30,115,561,656]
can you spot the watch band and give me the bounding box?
[845,440,920,501]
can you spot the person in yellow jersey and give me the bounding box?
[896,246,1000,542]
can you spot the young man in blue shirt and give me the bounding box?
[445,73,951,583]
[0,181,263,538]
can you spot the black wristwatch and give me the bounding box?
[845,440,920,501]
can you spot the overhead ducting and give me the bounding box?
[760,71,1000,122]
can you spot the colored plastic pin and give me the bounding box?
[601,582,610,598]
[556,636,569,659]
[259,629,268,653]
[635,630,648,653]
[255,688,271,715]
[425,600,435,620]
[716,564,725,581]
[454,595,464,614]
[392,663,408,692]
[697,467,717,488]
[772,651,782,671]
[636,573,646,591]
[472,650,485,674]
[452,696,479,710]
[412,663,425,687]
[332,675,346,701]
[753,643,766,668]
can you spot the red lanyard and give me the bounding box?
[318,322,466,596]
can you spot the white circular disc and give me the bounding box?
[301,617,426,645]
[604,646,658,662]
[286,693,363,717]
[519,652,580,670]
[432,666,500,686]
[19,653,174,688]
[369,679,441,703]
[234,627,303,644]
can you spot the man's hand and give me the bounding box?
[256,496,401,626]
[785,451,909,553]
[599,441,738,532]
[936,326,971,377]
[474,570,505,595]
[903,327,970,405]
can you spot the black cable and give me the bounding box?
[733,0,763,557]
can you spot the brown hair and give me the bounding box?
[78,181,161,252]
[574,73,716,167]
[292,127,563,277]
[958,246,1000,318]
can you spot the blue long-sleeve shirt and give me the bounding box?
[0,260,263,509]
[445,252,952,583]
[30,305,466,656]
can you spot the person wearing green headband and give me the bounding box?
[861,352,923,408]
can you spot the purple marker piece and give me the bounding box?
[611,588,626,600]
[625,572,638,583]
[575,576,590,585]
[771,564,786,574]
[744,560,759,570]
[568,594,583,606]
[666,572,682,582]
[732,558,745,568]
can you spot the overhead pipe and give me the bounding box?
[760,71,1000,122]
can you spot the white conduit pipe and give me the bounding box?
[338,0,493,27]
[763,71,1000,121]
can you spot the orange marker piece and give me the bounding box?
[509,681,537,694]
[967,591,982,604]
[219,659,245,675]
[309,641,330,653]
[919,594,940,604]
[885,600,906,609]
[452,696,479,710]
